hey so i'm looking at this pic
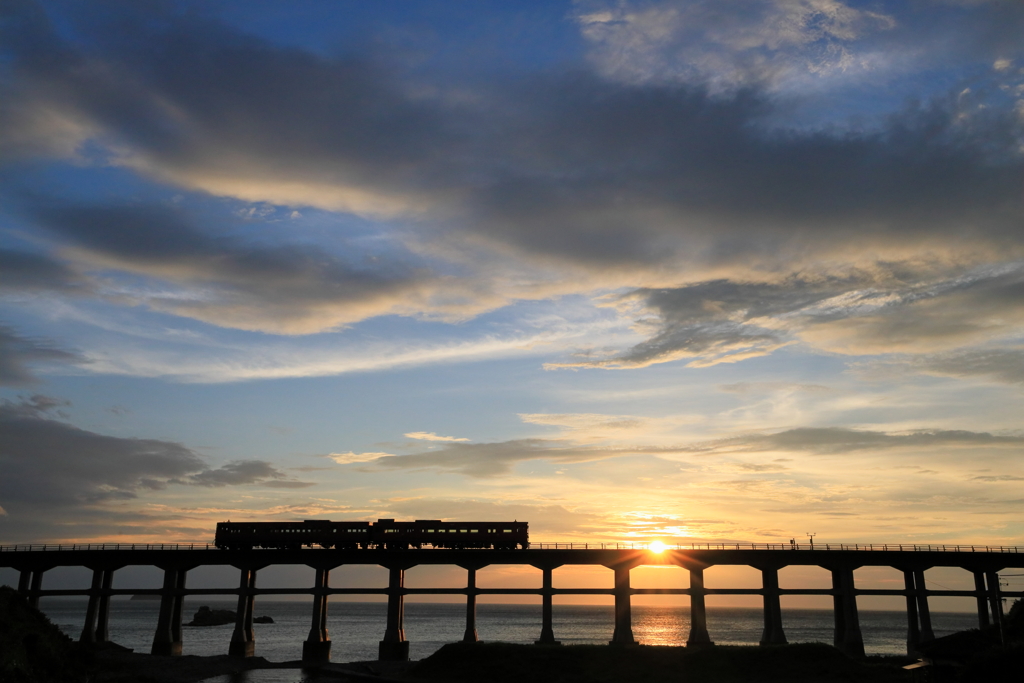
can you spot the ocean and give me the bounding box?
[37,598,980,682]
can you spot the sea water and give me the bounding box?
[37,598,980,682]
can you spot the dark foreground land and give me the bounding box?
[3,584,1023,683]
[412,642,914,683]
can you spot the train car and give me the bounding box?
[215,519,528,550]
[373,519,529,550]
[214,520,371,550]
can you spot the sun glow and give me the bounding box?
[649,540,667,553]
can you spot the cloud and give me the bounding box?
[372,438,638,477]
[718,382,830,393]
[3,2,1021,276]
[904,347,1024,384]
[574,0,1024,96]
[0,249,87,293]
[575,0,898,91]
[0,396,310,510]
[0,325,84,385]
[186,460,314,488]
[328,451,393,464]
[24,201,452,334]
[554,263,1024,368]
[518,413,645,432]
[403,431,470,442]
[684,426,1024,456]
[1,0,1022,380]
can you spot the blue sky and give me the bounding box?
[2,0,1024,551]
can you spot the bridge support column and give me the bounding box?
[904,570,921,655]
[609,565,636,645]
[303,568,331,663]
[96,567,115,643]
[973,571,990,629]
[80,568,104,644]
[759,567,786,645]
[686,568,713,647]
[379,566,409,661]
[913,570,933,642]
[152,567,184,656]
[463,567,479,643]
[535,566,561,645]
[18,569,31,594]
[28,569,44,609]
[229,568,257,658]
[986,571,1004,645]
[831,568,864,658]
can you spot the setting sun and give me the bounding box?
[649,540,667,554]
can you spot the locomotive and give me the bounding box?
[215,518,529,550]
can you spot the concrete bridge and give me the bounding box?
[2,542,1022,662]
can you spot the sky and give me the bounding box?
[2,0,1024,565]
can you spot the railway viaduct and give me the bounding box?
[2,542,1022,662]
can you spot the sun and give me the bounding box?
[649,540,667,553]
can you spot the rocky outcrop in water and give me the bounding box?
[186,606,235,627]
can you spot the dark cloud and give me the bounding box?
[0,249,86,293]
[371,438,638,477]
[557,264,1024,368]
[356,425,1024,477]
[187,460,315,488]
[0,396,311,510]
[2,0,1021,271]
[910,347,1024,384]
[0,324,83,385]
[26,201,432,334]
[688,426,1024,456]
[0,0,1022,379]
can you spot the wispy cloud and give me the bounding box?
[404,431,470,442]
[328,451,393,464]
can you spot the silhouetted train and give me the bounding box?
[215,519,529,550]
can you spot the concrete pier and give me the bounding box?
[534,564,561,645]
[974,571,990,629]
[378,565,410,661]
[830,568,864,658]
[152,567,185,656]
[609,564,636,645]
[685,566,714,647]
[759,566,786,645]
[461,565,483,643]
[302,566,332,663]
[80,567,104,644]
[913,569,934,642]
[903,570,921,654]
[229,567,257,658]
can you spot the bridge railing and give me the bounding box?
[0,543,215,552]
[532,542,1024,552]
[1,541,1022,553]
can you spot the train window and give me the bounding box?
[470,529,478,533]
[504,529,512,533]
[460,529,467,533]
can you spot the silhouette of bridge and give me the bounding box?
[3,543,1022,662]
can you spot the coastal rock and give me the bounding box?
[187,606,236,626]
[253,616,274,624]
